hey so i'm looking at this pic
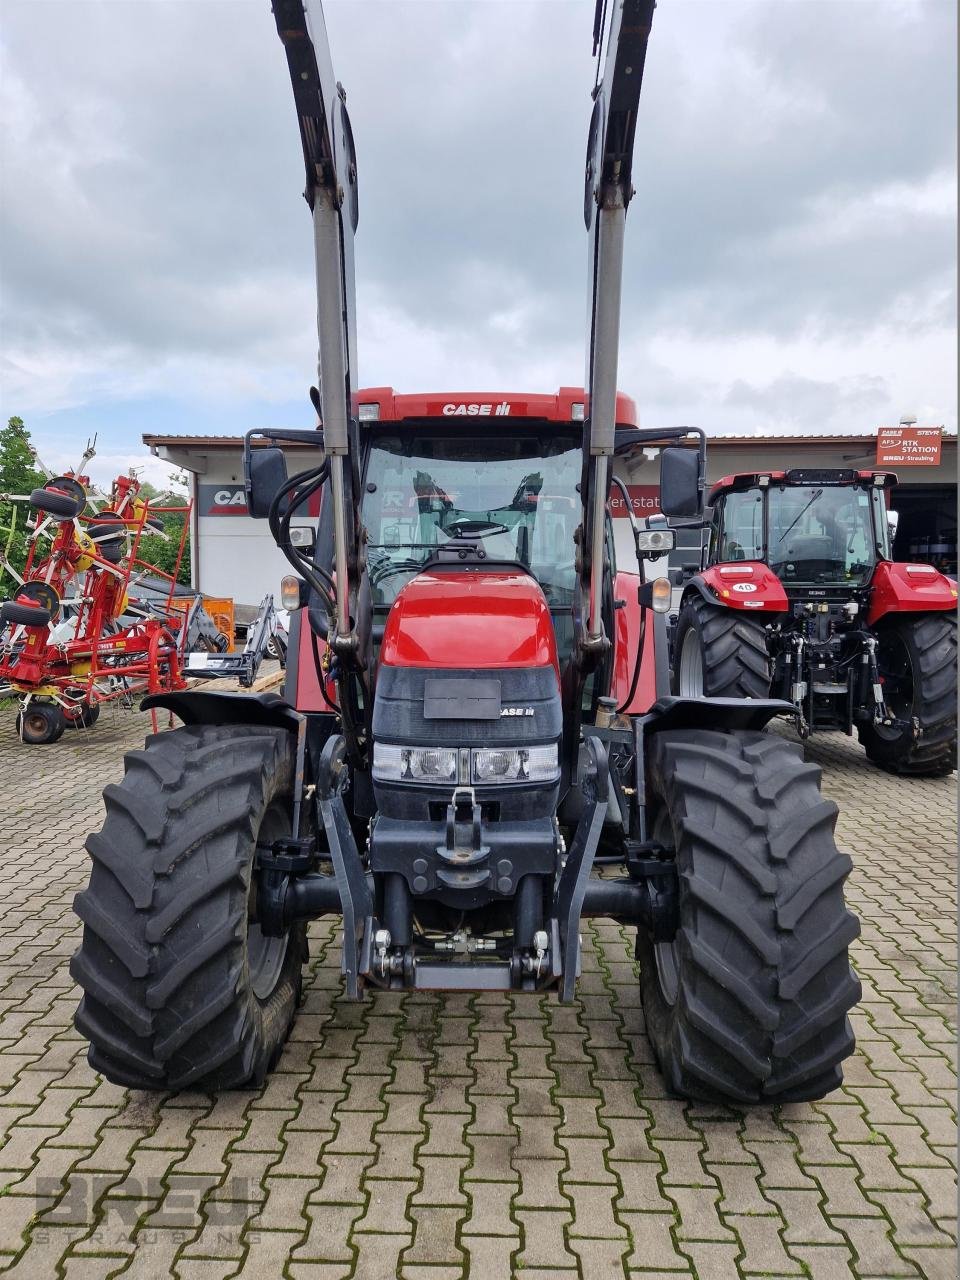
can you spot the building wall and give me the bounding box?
[158,446,323,615]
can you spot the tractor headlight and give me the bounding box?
[373,744,458,782]
[635,528,675,554]
[373,742,559,785]
[473,744,558,784]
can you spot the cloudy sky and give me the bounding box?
[0,0,955,486]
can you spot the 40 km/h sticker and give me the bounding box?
[731,582,758,593]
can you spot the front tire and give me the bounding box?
[857,614,957,776]
[638,729,860,1104]
[71,724,307,1091]
[673,595,771,699]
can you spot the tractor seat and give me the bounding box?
[782,535,834,562]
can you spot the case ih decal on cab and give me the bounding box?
[441,402,512,416]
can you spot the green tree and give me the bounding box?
[0,416,45,590]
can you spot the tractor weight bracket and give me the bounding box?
[552,734,609,1002]
[316,734,377,1000]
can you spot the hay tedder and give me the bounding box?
[0,464,218,742]
[72,0,861,1104]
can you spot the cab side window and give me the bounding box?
[719,491,763,561]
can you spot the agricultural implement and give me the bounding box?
[672,468,957,775]
[72,0,861,1104]
[0,467,216,742]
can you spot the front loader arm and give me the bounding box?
[582,0,657,652]
[272,0,360,653]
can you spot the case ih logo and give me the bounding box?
[199,484,320,517]
[199,485,249,516]
[442,402,512,416]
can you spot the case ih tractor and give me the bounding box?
[71,0,861,1105]
[673,468,957,775]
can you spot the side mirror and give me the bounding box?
[246,447,288,519]
[886,509,900,539]
[659,446,702,519]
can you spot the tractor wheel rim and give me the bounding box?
[678,627,704,697]
[248,924,288,1001]
[248,802,290,1002]
[873,630,914,740]
[25,712,49,736]
[651,808,680,1006]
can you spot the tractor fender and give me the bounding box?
[681,564,788,617]
[141,689,304,735]
[865,561,958,628]
[637,694,792,737]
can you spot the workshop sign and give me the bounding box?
[876,426,942,467]
[609,484,661,518]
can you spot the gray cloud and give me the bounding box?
[0,0,955,434]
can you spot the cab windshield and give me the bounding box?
[362,432,581,606]
[768,484,879,584]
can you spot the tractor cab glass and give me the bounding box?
[717,489,763,561]
[768,485,878,584]
[362,432,582,607]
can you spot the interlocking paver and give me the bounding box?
[0,709,956,1279]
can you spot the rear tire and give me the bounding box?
[16,703,66,744]
[71,724,307,1091]
[857,614,957,776]
[673,595,771,699]
[637,729,860,1104]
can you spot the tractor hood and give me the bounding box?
[379,570,560,678]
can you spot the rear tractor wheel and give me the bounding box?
[71,724,307,1090]
[857,614,957,776]
[672,595,771,700]
[637,729,860,1104]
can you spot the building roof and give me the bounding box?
[144,428,957,451]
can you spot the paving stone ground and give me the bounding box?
[0,700,955,1279]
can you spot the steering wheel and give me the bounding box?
[369,557,425,587]
[446,519,511,538]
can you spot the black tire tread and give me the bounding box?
[638,729,860,1104]
[858,613,957,775]
[673,595,772,699]
[71,724,306,1091]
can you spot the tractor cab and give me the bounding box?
[310,388,658,683]
[709,469,893,598]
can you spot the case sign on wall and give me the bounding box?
[876,426,942,467]
[198,484,321,517]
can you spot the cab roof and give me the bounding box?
[709,468,898,502]
[355,386,638,426]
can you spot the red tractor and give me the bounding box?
[672,468,957,774]
[71,0,860,1105]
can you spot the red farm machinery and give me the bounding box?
[0,465,224,742]
[672,469,957,775]
[71,0,861,1104]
